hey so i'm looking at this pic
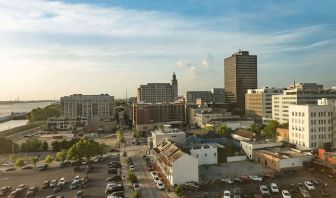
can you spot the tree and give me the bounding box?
[0,137,17,154]
[174,185,183,197]
[97,143,108,157]
[132,191,142,198]
[263,120,279,138]
[20,137,42,152]
[56,150,67,163]
[9,154,17,162]
[44,155,53,164]
[127,171,137,183]
[215,124,233,138]
[51,141,61,152]
[31,157,39,168]
[117,130,125,144]
[15,158,25,170]
[249,124,263,136]
[278,122,289,129]
[26,103,61,122]
[41,141,48,151]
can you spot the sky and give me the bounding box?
[0,0,335,100]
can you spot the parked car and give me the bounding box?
[53,185,61,193]
[50,180,57,188]
[147,165,154,171]
[74,176,81,183]
[270,183,279,193]
[153,176,160,184]
[221,178,234,184]
[22,165,33,170]
[69,181,78,190]
[250,175,263,182]
[281,190,291,198]
[2,162,13,167]
[42,181,50,189]
[259,185,270,196]
[233,187,241,198]
[156,181,165,190]
[58,177,66,186]
[150,171,158,178]
[304,181,315,190]
[129,165,135,171]
[223,190,231,198]
[0,186,11,196]
[298,186,311,198]
[110,191,124,197]
[106,175,122,182]
[26,186,38,197]
[75,190,83,198]
[7,190,19,198]
[133,183,140,191]
[5,167,16,172]
[37,164,48,171]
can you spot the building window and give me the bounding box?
[196,154,199,158]
[214,153,216,157]
[205,153,207,157]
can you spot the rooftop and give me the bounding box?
[153,139,190,166]
[255,147,312,159]
[189,143,224,150]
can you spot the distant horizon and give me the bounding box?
[1,0,336,100]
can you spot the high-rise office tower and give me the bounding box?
[224,50,257,113]
[172,72,178,100]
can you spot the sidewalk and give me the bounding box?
[120,147,132,198]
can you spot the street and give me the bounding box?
[122,130,169,198]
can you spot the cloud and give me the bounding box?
[176,60,191,68]
[201,53,214,68]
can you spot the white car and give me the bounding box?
[153,176,160,184]
[281,190,291,198]
[151,171,158,178]
[260,185,270,196]
[2,162,13,167]
[223,190,231,198]
[304,181,315,190]
[74,175,81,183]
[270,183,279,193]
[250,175,263,182]
[58,177,66,186]
[133,183,140,191]
[129,165,135,171]
[156,181,165,190]
[50,180,57,188]
[221,178,234,184]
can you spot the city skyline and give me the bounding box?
[1,0,336,100]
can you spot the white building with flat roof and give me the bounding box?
[148,125,186,149]
[189,143,224,165]
[289,99,336,149]
[272,83,336,124]
[241,140,283,160]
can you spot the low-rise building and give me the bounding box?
[253,147,314,171]
[148,125,186,149]
[231,128,255,142]
[152,139,198,185]
[205,119,254,130]
[276,128,289,142]
[241,140,283,160]
[46,117,88,130]
[189,143,225,165]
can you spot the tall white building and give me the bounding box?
[272,83,336,124]
[289,99,336,149]
[61,94,115,119]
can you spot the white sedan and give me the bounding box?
[223,190,231,198]
[58,177,66,186]
[153,176,161,184]
[304,181,315,190]
[250,175,263,182]
[156,181,165,190]
[151,171,158,178]
[281,190,291,198]
[260,185,270,196]
[270,183,279,193]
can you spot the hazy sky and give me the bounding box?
[0,0,336,100]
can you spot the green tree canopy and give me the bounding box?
[27,103,61,122]
[44,155,53,164]
[15,158,25,169]
[249,124,263,136]
[0,137,17,154]
[132,191,142,198]
[31,157,39,168]
[127,171,138,183]
[215,124,233,138]
[56,150,67,163]
[20,137,43,152]
[263,120,279,138]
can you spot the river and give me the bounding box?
[0,101,53,132]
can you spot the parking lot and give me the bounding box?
[185,168,336,197]
[0,158,114,197]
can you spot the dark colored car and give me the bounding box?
[110,191,124,197]
[5,167,16,172]
[26,186,38,197]
[53,185,61,193]
[108,168,118,174]
[106,175,122,182]
[75,191,83,198]
[37,164,48,171]
[22,166,33,170]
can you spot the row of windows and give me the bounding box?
[310,112,333,117]
[292,112,305,117]
[310,119,334,125]
[310,126,333,132]
[292,118,305,124]
[311,134,333,140]
[195,153,216,158]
